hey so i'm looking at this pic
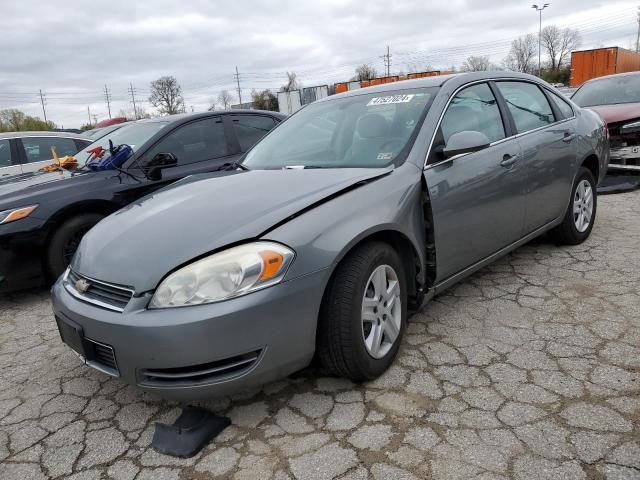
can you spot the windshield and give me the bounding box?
[73,121,168,164]
[243,87,436,169]
[572,75,640,107]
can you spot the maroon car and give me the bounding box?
[572,71,640,172]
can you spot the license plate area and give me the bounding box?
[55,315,88,358]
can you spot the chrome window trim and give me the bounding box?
[423,78,576,170]
[14,135,85,140]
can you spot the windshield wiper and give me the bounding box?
[215,161,250,171]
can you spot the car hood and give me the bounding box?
[586,102,640,125]
[73,168,390,292]
[0,170,92,210]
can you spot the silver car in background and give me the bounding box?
[0,131,91,176]
[52,71,608,400]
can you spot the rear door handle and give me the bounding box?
[563,132,576,143]
[500,154,518,168]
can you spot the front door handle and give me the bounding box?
[563,132,576,143]
[500,154,518,168]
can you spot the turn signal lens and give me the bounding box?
[0,205,39,225]
[259,250,284,281]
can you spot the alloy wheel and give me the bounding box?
[573,179,593,233]
[361,264,402,359]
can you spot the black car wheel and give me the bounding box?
[317,241,407,381]
[46,213,105,281]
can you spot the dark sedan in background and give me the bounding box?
[572,71,640,171]
[0,110,284,292]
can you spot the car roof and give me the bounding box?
[322,71,544,100]
[583,71,640,84]
[0,131,91,140]
[132,109,286,127]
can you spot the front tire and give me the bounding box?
[317,242,407,381]
[549,167,597,245]
[45,213,105,281]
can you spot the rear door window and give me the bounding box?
[548,91,574,119]
[20,137,78,163]
[496,82,555,133]
[230,115,276,151]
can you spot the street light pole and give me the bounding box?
[532,3,549,77]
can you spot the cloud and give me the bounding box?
[0,0,636,126]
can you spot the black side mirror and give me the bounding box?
[145,152,177,181]
[442,131,492,159]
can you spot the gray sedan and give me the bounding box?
[51,71,608,400]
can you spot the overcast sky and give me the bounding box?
[1,0,637,127]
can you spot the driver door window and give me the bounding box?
[440,83,506,146]
[145,117,228,166]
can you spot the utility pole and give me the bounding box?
[381,46,392,77]
[128,82,138,119]
[234,66,243,106]
[104,84,112,118]
[635,6,640,53]
[87,106,92,126]
[92,114,98,125]
[39,89,47,123]
[532,4,549,77]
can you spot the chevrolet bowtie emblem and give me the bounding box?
[75,279,90,293]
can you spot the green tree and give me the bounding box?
[251,89,279,111]
[0,109,54,132]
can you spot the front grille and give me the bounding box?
[139,349,262,387]
[85,338,119,376]
[65,270,133,312]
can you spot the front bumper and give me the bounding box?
[51,267,329,401]
[609,144,640,171]
[0,218,48,293]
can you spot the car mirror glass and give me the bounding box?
[145,152,178,181]
[442,131,491,159]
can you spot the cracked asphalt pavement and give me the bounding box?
[1,190,639,480]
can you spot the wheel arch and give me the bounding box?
[326,227,425,309]
[42,199,119,247]
[580,153,599,183]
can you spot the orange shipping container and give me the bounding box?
[570,47,640,87]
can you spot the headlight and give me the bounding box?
[0,205,38,225]
[149,241,295,308]
[621,120,640,134]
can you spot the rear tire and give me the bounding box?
[549,167,597,245]
[317,242,407,381]
[45,213,104,281]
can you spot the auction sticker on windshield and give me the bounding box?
[367,94,415,106]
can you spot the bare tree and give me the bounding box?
[148,76,184,115]
[280,72,301,92]
[352,64,378,81]
[541,26,581,70]
[462,55,492,72]
[117,107,151,120]
[216,90,232,110]
[503,34,537,74]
